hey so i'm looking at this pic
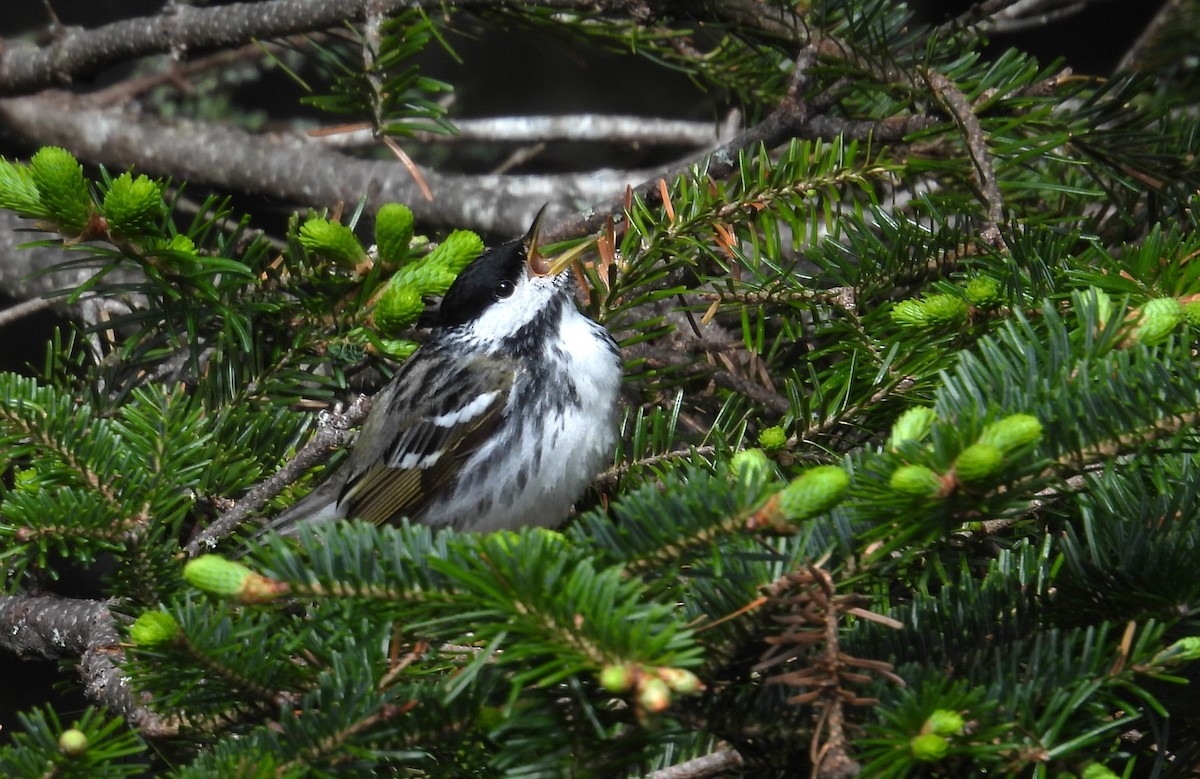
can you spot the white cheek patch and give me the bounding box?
[431,390,499,428]
[466,276,558,345]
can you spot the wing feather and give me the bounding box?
[337,355,514,525]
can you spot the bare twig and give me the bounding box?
[642,748,745,779]
[1116,0,1187,74]
[0,295,56,328]
[82,41,289,107]
[184,394,374,556]
[756,566,904,779]
[975,0,1092,34]
[926,70,1006,248]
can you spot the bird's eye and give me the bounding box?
[495,280,515,299]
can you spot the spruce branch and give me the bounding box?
[546,45,939,242]
[755,566,904,779]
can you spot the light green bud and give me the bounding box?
[891,299,928,327]
[298,218,366,267]
[599,664,636,693]
[184,555,288,603]
[375,203,415,265]
[102,171,166,237]
[964,275,1002,308]
[979,414,1042,455]
[398,230,484,296]
[1133,297,1183,345]
[775,465,850,522]
[889,464,944,498]
[30,146,92,235]
[922,294,970,326]
[730,448,771,484]
[889,406,937,448]
[0,158,43,215]
[925,709,964,735]
[910,733,949,761]
[129,611,181,647]
[372,281,424,335]
[758,425,787,452]
[58,728,88,757]
[954,443,1004,483]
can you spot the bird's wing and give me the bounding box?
[336,355,515,525]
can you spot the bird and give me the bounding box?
[261,211,622,535]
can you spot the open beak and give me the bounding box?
[525,206,598,277]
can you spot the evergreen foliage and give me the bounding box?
[2,1,1200,777]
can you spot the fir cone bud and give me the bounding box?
[889,406,937,449]
[922,294,970,327]
[403,230,485,295]
[599,664,636,693]
[730,448,771,484]
[1133,297,1183,345]
[58,728,88,757]
[1183,300,1200,328]
[890,299,929,327]
[0,158,43,214]
[30,146,92,236]
[925,709,965,736]
[657,667,703,695]
[953,443,1004,483]
[909,733,949,761]
[889,464,945,497]
[160,234,198,259]
[372,281,424,335]
[102,172,166,237]
[757,425,787,452]
[298,218,366,267]
[979,413,1043,455]
[767,465,849,525]
[637,676,672,713]
[374,202,415,265]
[184,555,289,603]
[964,275,1002,308]
[129,611,182,647]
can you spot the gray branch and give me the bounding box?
[0,594,172,735]
[314,113,740,149]
[0,90,660,238]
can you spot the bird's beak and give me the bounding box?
[525,206,597,277]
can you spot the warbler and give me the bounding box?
[263,212,622,534]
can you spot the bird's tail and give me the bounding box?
[238,479,345,554]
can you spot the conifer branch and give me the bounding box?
[186,394,374,555]
[0,595,172,736]
[544,46,938,242]
[926,69,1006,248]
[642,747,745,779]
